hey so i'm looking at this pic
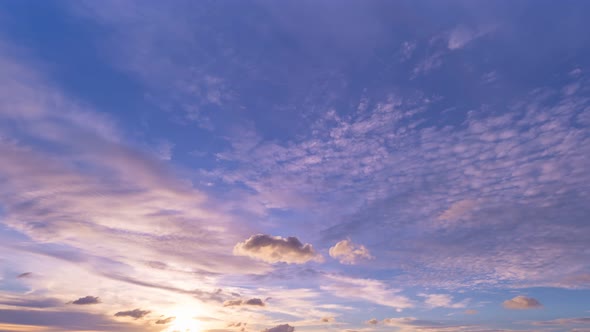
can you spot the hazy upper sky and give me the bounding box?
[0,1,589,332]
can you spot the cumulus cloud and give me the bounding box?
[329,239,373,264]
[71,296,100,305]
[321,316,335,323]
[502,296,542,309]
[464,309,478,315]
[234,234,322,264]
[263,324,295,332]
[155,316,175,324]
[17,272,32,279]
[114,309,151,319]
[223,298,265,307]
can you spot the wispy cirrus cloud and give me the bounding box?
[321,274,412,310]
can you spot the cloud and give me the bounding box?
[71,296,100,305]
[321,316,335,323]
[366,318,378,325]
[464,309,478,315]
[447,25,494,50]
[420,294,467,308]
[16,272,32,279]
[533,317,590,326]
[114,309,151,319]
[438,200,476,221]
[0,308,152,332]
[263,324,295,332]
[233,234,322,264]
[322,274,412,310]
[0,296,63,309]
[155,316,175,324]
[502,296,542,309]
[329,239,373,264]
[223,298,265,307]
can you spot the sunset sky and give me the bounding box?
[0,1,589,332]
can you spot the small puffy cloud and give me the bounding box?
[366,318,378,325]
[155,316,175,324]
[320,316,335,323]
[114,309,151,319]
[263,324,295,332]
[71,296,100,305]
[503,296,542,309]
[17,272,32,279]
[234,234,322,264]
[464,309,478,315]
[223,298,265,307]
[329,239,373,264]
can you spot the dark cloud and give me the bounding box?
[502,296,542,309]
[244,298,264,306]
[71,296,100,305]
[16,272,32,279]
[234,234,322,264]
[223,298,265,307]
[114,309,151,319]
[366,318,378,325]
[263,324,295,332]
[155,316,175,324]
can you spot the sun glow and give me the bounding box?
[165,308,201,332]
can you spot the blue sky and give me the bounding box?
[0,1,589,331]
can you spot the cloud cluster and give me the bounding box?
[234,234,322,264]
[329,239,373,264]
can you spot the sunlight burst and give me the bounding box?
[165,308,200,332]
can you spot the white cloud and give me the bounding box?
[448,25,495,50]
[329,239,373,264]
[322,275,412,310]
[420,293,467,308]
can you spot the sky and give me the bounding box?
[0,1,589,332]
